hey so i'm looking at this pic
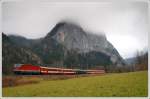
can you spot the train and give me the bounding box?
[13,64,105,75]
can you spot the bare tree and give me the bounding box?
[135,50,148,71]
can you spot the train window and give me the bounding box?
[14,64,23,67]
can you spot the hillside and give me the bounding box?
[2,33,43,74]
[2,21,125,74]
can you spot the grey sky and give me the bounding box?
[2,0,148,58]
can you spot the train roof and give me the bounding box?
[40,66,62,69]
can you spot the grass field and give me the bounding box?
[3,71,148,97]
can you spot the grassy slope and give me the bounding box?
[3,71,148,97]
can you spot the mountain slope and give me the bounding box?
[2,33,43,74]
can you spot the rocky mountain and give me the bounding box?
[2,21,125,74]
[45,22,124,65]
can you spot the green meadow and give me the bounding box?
[3,71,148,97]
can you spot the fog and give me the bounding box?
[2,0,148,58]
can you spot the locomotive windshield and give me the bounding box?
[14,64,23,67]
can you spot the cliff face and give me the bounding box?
[2,21,125,74]
[46,22,124,65]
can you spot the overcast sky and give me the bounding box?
[2,0,148,59]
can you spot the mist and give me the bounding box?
[2,0,148,58]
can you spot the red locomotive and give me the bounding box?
[13,64,105,75]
